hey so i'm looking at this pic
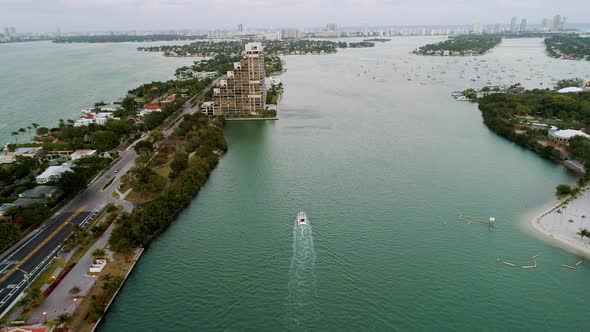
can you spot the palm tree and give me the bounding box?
[577,228,586,240]
[11,131,19,144]
[29,287,41,305]
[32,122,39,130]
[27,126,33,140]
[54,313,72,330]
[92,248,107,259]
[100,273,113,284]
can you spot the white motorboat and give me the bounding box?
[297,212,308,226]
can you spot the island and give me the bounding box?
[363,38,391,42]
[545,35,590,61]
[53,34,207,43]
[137,39,374,57]
[467,80,590,256]
[413,35,502,56]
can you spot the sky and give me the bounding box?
[1,0,589,33]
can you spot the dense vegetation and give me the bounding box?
[109,115,227,253]
[138,39,375,57]
[545,35,590,61]
[477,88,590,164]
[53,34,207,43]
[414,35,502,56]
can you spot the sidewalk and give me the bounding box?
[27,222,117,324]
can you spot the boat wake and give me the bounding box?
[288,222,318,329]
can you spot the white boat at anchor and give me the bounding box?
[297,212,308,226]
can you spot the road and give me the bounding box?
[0,74,221,318]
[0,149,137,317]
[163,76,223,137]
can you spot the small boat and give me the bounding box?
[297,212,308,227]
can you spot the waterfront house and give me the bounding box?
[74,111,118,127]
[35,165,72,184]
[139,103,162,117]
[0,147,43,164]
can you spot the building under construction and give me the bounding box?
[213,42,266,116]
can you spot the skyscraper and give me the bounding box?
[519,19,527,32]
[510,16,518,33]
[3,27,9,38]
[238,24,243,33]
[213,43,266,116]
[326,23,337,32]
[541,18,551,31]
[9,27,15,35]
[553,15,561,30]
[472,22,483,34]
[364,24,369,36]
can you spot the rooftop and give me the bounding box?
[550,129,590,140]
[19,185,59,198]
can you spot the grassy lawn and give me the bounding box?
[69,253,135,332]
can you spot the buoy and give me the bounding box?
[502,261,517,267]
[561,265,577,269]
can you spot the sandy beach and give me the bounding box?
[530,191,590,258]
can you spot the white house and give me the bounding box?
[36,165,72,184]
[70,149,97,160]
[549,127,590,143]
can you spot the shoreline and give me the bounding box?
[526,195,590,259]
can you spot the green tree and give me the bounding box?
[106,119,133,136]
[134,140,154,155]
[11,131,19,144]
[169,152,189,178]
[0,222,21,251]
[556,184,572,196]
[92,248,106,259]
[93,130,120,151]
[36,127,49,136]
[58,171,87,196]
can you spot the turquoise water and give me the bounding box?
[0,40,193,145]
[97,38,590,331]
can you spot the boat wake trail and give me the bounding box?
[288,223,318,329]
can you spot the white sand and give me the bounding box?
[531,192,590,258]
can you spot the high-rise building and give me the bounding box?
[510,16,518,33]
[364,24,368,36]
[519,19,527,32]
[9,27,15,35]
[281,28,303,39]
[326,23,337,32]
[541,18,551,31]
[561,17,567,30]
[493,24,502,33]
[238,24,243,33]
[472,22,483,34]
[553,15,561,30]
[3,27,9,38]
[213,43,266,116]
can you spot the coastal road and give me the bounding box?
[163,75,223,138]
[0,149,137,318]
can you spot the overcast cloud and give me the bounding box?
[0,0,588,33]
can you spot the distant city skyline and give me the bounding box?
[1,0,589,33]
